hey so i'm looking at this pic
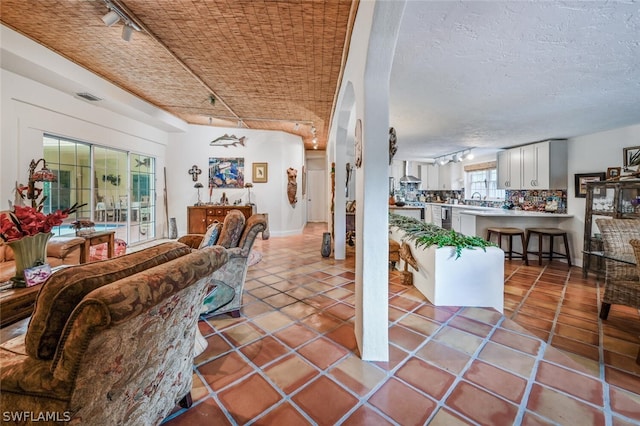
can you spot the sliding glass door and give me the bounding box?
[129,154,156,245]
[43,134,156,246]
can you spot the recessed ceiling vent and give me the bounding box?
[76,92,102,102]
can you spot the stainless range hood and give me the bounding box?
[399,161,421,184]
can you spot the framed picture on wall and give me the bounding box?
[574,172,606,198]
[209,157,244,188]
[623,145,640,169]
[252,162,268,183]
[606,167,621,180]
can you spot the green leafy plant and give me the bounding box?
[389,213,496,259]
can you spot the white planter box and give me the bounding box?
[390,227,505,313]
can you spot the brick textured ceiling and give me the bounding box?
[1,0,358,150]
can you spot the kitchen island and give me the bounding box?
[420,202,575,260]
[458,208,574,261]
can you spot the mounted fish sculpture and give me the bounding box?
[287,167,298,206]
[210,134,246,148]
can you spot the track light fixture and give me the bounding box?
[101,10,120,26]
[100,0,141,42]
[121,24,134,41]
[434,148,474,166]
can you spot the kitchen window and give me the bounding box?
[466,168,504,200]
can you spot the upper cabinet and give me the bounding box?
[420,164,440,190]
[497,149,521,189]
[437,162,463,190]
[498,140,567,190]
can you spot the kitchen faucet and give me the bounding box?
[471,192,482,200]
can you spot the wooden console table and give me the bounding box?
[187,205,254,234]
[80,230,116,263]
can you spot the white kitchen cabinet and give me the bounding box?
[497,149,521,189]
[452,208,461,232]
[432,205,442,227]
[520,140,567,189]
[424,204,433,224]
[437,162,464,190]
[420,164,440,190]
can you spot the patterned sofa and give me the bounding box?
[0,241,228,425]
[178,210,267,317]
[0,236,85,283]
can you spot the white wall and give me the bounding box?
[1,70,169,222]
[566,123,640,266]
[166,125,306,237]
[1,23,308,239]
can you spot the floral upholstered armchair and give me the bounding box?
[0,242,228,425]
[178,210,268,317]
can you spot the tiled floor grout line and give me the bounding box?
[202,309,341,425]
[196,274,390,425]
[507,263,547,322]
[426,314,511,425]
[388,307,480,425]
[162,230,640,425]
[593,270,615,426]
[545,266,571,346]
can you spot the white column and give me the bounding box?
[354,0,406,361]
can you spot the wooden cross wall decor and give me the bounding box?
[189,165,202,181]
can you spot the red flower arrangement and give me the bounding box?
[0,203,84,242]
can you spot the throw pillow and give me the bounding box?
[199,221,222,248]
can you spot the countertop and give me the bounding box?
[458,209,572,218]
[391,202,572,217]
[389,205,425,210]
[423,202,572,217]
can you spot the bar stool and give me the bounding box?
[486,227,526,260]
[524,228,572,268]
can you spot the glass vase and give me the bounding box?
[7,232,52,287]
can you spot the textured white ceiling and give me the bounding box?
[390,1,640,160]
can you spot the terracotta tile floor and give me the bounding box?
[164,223,640,425]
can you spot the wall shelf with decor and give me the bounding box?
[582,179,640,278]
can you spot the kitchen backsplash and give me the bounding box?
[396,187,567,213]
[462,199,504,208]
[463,189,567,213]
[506,189,567,213]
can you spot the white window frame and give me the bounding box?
[465,168,505,201]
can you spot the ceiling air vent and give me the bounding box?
[76,92,102,102]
